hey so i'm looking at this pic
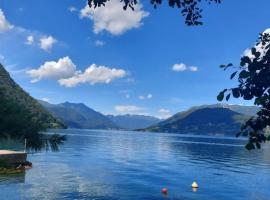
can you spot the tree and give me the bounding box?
[217,29,270,150]
[0,88,66,151]
[87,0,222,26]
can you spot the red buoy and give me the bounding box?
[161,188,168,195]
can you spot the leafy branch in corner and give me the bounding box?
[87,0,222,26]
[217,30,270,150]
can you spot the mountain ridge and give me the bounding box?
[39,101,119,129]
[141,107,252,136]
[107,114,161,130]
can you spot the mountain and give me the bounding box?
[0,64,65,138]
[186,103,259,116]
[40,101,119,129]
[107,114,161,130]
[142,107,250,136]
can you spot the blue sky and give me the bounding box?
[0,0,270,118]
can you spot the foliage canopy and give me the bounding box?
[217,30,270,150]
[87,0,222,26]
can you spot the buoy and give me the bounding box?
[191,181,199,188]
[161,188,168,194]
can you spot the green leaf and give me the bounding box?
[220,64,226,68]
[255,142,261,149]
[232,88,240,98]
[239,70,250,79]
[230,71,237,80]
[225,93,231,101]
[217,89,227,101]
[245,142,255,150]
[236,131,242,137]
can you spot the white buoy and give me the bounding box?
[192,181,199,188]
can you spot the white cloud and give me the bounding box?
[58,64,127,87]
[95,40,105,46]
[39,36,57,52]
[27,56,76,83]
[68,6,78,13]
[0,9,14,33]
[114,105,145,114]
[41,97,50,102]
[125,94,130,99]
[172,63,198,72]
[189,66,198,72]
[27,57,127,87]
[157,108,172,119]
[172,63,187,72]
[147,93,153,99]
[138,93,152,100]
[80,0,149,35]
[243,28,270,60]
[25,35,34,45]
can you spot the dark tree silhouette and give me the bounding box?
[217,30,270,150]
[87,0,222,26]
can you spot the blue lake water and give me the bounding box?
[1,129,270,200]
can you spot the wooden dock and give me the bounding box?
[0,150,27,167]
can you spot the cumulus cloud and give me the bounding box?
[58,64,127,87]
[157,108,172,119]
[114,105,145,114]
[172,63,198,72]
[243,28,270,60]
[25,35,34,45]
[172,63,187,72]
[27,57,127,87]
[39,36,57,51]
[80,0,149,35]
[0,8,14,32]
[27,56,76,83]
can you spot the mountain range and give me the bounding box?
[141,106,255,136]
[39,101,118,129]
[40,101,160,130]
[0,62,260,136]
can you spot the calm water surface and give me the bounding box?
[1,129,270,200]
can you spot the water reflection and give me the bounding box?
[0,171,25,184]
[0,130,270,200]
[0,133,66,152]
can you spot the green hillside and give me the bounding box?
[142,107,249,136]
[0,64,66,149]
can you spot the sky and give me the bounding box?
[0,0,270,119]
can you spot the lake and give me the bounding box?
[1,129,270,200]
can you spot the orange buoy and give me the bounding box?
[161,188,168,194]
